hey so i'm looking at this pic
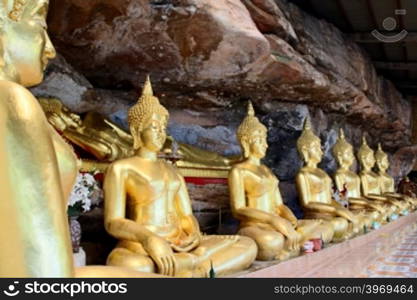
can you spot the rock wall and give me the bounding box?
[32,0,416,225]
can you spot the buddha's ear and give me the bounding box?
[130,126,140,150]
[301,146,310,163]
[240,138,250,158]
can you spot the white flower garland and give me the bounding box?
[68,172,103,213]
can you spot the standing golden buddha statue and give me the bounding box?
[103,77,257,277]
[0,0,163,278]
[296,119,362,241]
[332,129,386,227]
[375,144,415,212]
[228,103,334,261]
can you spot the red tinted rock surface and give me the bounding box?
[47,0,412,150]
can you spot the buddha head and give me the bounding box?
[332,128,354,170]
[39,98,81,131]
[297,117,323,166]
[375,143,389,172]
[357,136,375,171]
[237,102,268,159]
[128,76,169,152]
[0,0,56,87]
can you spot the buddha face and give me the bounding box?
[376,154,389,172]
[139,114,167,152]
[248,132,268,159]
[1,1,56,86]
[360,152,375,170]
[336,147,354,169]
[305,140,323,164]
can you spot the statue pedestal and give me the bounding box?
[230,211,417,278]
[73,247,86,268]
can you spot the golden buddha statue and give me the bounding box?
[357,137,399,217]
[228,103,334,261]
[332,129,386,226]
[296,119,362,241]
[0,0,165,278]
[39,97,237,177]
[375,144,415,211]
[103,77,257,277]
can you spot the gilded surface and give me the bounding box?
[296,119,360,241]
[103,78,257,277]
[358,138,401,216]
[0,0,162,278]
[333,129,385,225]
[375,144,416,211]
[229,103,334,261]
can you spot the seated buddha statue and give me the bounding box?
[40,98,237,176]
[296,119,363,241]
[0,0,162,277]
[375,144,415,212]
[103,77,257,277]
[357,137,399,218]
[332,129,387,226]
[228,103,334,261]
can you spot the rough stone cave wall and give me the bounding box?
[31,0,417,237]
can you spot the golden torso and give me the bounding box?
[299,167,333,204]
[240,163,281,212]
[119,157,184,242]
[378,173,395,194]
[360,170,381,195]
[335,169,361,198]
[0,81,76,276]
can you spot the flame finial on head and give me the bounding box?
[142,75,153,97]
[339,128,345,139]
[303,116,312,131]
[247,101,255,117]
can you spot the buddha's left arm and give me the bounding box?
[275,188,297,225]
[49,124,79,202]
[174,175,202,241]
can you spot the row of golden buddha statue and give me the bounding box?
[0,0,416,278]
[39,77,417,277]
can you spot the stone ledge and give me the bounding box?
[230,211,417,278]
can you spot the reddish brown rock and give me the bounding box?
[46,0,412,151]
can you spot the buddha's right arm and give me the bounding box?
[228,167,272,224]
[334,174,344,192]
[103,164,155,243]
